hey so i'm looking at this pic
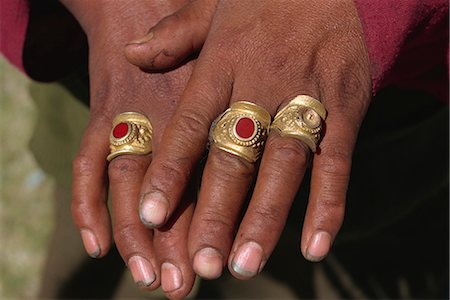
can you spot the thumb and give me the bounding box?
[125,0,217,70]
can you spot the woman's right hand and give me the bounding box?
[59,1,196,298]
[124,0,371,281]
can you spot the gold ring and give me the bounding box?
[271,95,326,152]
[107,112,153,161]
[209,101,271,162]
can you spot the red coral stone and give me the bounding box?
[113,122,129,138]
[235,117,255,139]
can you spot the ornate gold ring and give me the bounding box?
[209,101,271,163]
[271,95,326,152]
[107,112,153,161]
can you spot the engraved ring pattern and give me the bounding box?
[107,112,153,161]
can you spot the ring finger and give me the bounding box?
[109,155,160,289]
[108,114,160,290]
[108,112,195,294]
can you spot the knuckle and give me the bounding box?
[314,144,352,209]
[209,149,254,183]
[108,157,143,183]
[89,109,112,127]
[260,47,294,75]
[319,197,346,213]
[338,66,367,100]
[156,71,190,96]
[155,158,191,189]
[317,144,352,177]
[267,136,310,166]
[259,136,310,180]
[195,210,236,247]
[250,203,284,228]
[155,228,185,250]
[71,198,90,226]
[315,48,370,118]
[90,92,120,117]
[199,209,236,236]
[314,198,346,230]
[113,221,141,248]
[326,66,368,116]
[173,107,210,144]
[72,153,96,179]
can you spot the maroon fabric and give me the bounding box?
[0,0,29,72]
[1,0,448,102]
[354,0,449,101]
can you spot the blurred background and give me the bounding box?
[0,55,54,299]
[0,55,154,300]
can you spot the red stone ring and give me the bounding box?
[209,101,271,163]
[107,112,153,161]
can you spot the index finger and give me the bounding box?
[139,55,233,228]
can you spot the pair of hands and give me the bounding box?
[63,0,371,298]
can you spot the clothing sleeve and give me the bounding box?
[0,0,87,81]
[354,0,448,101]
[0,0,30,73]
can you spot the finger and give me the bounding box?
[187,61,319,279]
[227,132,310,279]
[190,146,255,279]
[109,154,161,289]
[153,176,197,298]
[125,0,218,70]
[72,118,111,258]
[138,52,233,229]
[301,113,360,262]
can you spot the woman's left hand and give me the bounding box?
[61,1,199,297]
[126,0,372,280]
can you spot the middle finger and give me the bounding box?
[189,93,316,280]
[189,99,272,279]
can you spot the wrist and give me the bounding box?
[60,0,187,41]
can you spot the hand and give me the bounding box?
[125,0,372,280]
[60,1,196,297]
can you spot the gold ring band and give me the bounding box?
[107,112,153,161]
[271,95,326,152]
[209,101,271,162]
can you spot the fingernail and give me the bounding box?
[161,262,183,292]
[193,247,223,279]
[128,256,156,287]
[305,231,331,262]
[80,229,100,258]
[231,241,265,278]
[127,32,154,45]
[140,192,168,228]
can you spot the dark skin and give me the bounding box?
[60,1,198,298]
[63,0,371,298]
[126,0,372,280]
